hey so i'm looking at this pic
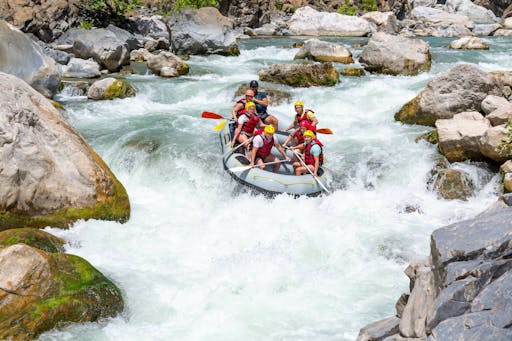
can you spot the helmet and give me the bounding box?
[245,89,255,96]
[249,80,259,87]
[245,102,256,110]
[294,101,304,108]
[299,120,310,128]
[303,130,315,138]
[264,125,275,134]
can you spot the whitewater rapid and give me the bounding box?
[43,36,511,340]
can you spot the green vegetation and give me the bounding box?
[337,0,358,16]
[78,0,141,26]
[360,0,378,12]
[155,0,217,13]
[79,19,94,30]
[496,118,512,157]
[275,1,283,11]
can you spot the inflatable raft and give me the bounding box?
[220,121,332,197]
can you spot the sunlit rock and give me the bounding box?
[258,62,339,87]
[294,38,353,64]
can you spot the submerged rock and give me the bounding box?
[0,244,123,340]
[0,72,130,229]
[87,77,136,100]
[258,62,339,87]
[433,169,474,200]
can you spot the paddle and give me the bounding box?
[222,137,254,157]
[316,128,333,135]
[202,111,225,120]
[290,149,331,194]
[229,160,289,173]
[213,120,227,131]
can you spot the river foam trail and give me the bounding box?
[43,36,511,340]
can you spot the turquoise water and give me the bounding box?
[44,37,511,340]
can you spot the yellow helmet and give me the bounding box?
[303,130,315,138]
[264,125,275,134]
[294,101,304,108]
[245,101,256,110]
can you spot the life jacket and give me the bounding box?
[304,139,324,166]
[236,97,247,117]
[294,130,305,144]
[296,108,315,125]
[241,113,260,135]
[255,132,275,159]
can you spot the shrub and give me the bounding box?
[337,0,358,16]
[497,118,512,157]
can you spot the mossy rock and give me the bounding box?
[0,245,124,340]
[433,169,473,200]
[103,79,136,100]
[394,95,434,125]
[415,129,438,144]
[50,100,64,110]
[342,68,365,77]
[259,62,339,88]
[0,228,65,253]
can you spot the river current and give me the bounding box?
[43,36,512,340]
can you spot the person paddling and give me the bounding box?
[251,125,290,173]
[249,80,279,130]
[291,130,324,177]
[283,120,310,148]
[285,101,318,132]
[231,89,256,122]
[232,102,264,156]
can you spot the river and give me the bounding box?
[43,36,511,340]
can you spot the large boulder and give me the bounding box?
[258,62,339,87]
[294,38,353,64]
[436,111,490,162]
[0,72,130,229]
[0,228,64,253]
[87,77,136,100]
[146,51,190,78]
[479,124,510,162]
[287,6,371,36]
[169,7,240,56]
[359,32,431,76]
[61,57,101,79]
[472,23,501,36]
[433,169,474,200]
[486,106,512,126]
[449,36,489,49]
[445,0,499,23]
[0,20,61,98]
[123,15,169,40]
[409,6,474,37]
[362,11,399,33]
[395,64,502,126]
[481,95,511,115]
[0,244,123,340]
[493,29,512,36]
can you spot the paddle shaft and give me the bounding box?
[223,136,253,157]
[229,160,288,173]
[291,149,331,194]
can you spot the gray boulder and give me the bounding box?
[169,7,240,56]
[362,11,399,33]
[123,15,169,40]
[359,32,431,76]
[0,72,130,229]
[61,58,101,79]
[288,6,371,36]
[357,316,400,341]
[493,29,512,37]
[430,312,512,341]
[410,6,474,37]
[0,20,61,98]
[258,63,340,87]
[449,36,489,49]
[472,23,501,36]
[445,0,499,23]
[395,64,502,126]
[146,51,190,78]
[294,39,353,64]
[481,95,511,115]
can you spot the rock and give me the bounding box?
[61,57,101,79]
[0,72,130,229]
[479,125,510,162]
[146,51,190,78]
[35,40,71,65]
[60,80,90,97]
[489,70,512,90]
[436,111,490,162]
[0,20,61,98]
[130,48,153,62]
[106,24,143,51]
[0,228,64,253]
[234,84,291,106]
[294,38,353,64]
[342,68,366,77]
[169,7,240,56]
[362,11,399,33]
[471,269,512,314]
[481,95,511,115]
[0,244,123,340]
[487,106,512,126]
[472,23,501,36]
[219,0,273,28]
[253,23,279,36]
[433,169,474,200]
[410,6,474,37]
[395,64,502,126]
[357,316,400,341]
[493,29,512,36]
[258,62,340,87]
[123,15,169,40]
[501,161,512,193]
[505,18,512,29]
[399,261,435,338]
[87,77,136,100]
[396,293,410,318]
[430,312,512,341]
[413,0,437,7]
[445,0,499,23]
[359,32,431,76]
[71,29,129,72]
[415,129,438,144]
[449,36,489,49]
[288,6,371,36]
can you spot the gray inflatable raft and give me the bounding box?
[220,121,332,196]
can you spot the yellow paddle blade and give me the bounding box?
[213,120,227,131]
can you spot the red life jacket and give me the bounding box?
[294,130,305,144]
[304,139,324,166]
[255,133,275,158]
[241,113,260,135]
[236,97,247,117]
[296,109,315,125]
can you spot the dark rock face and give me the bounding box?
[218,0,273,28]
[358,204,512,340]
